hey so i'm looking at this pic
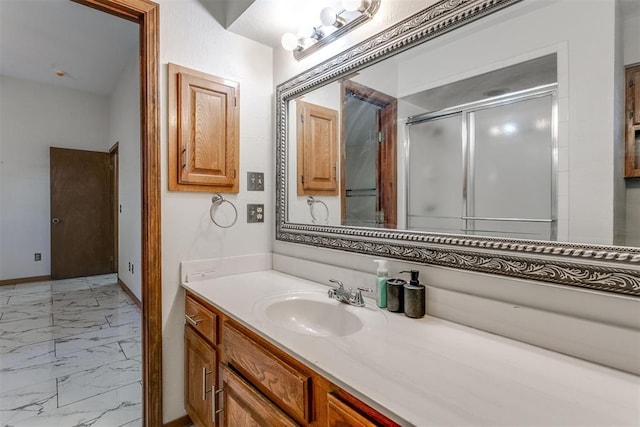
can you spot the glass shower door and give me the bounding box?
[407,114,464,233]
[468,95,555,239]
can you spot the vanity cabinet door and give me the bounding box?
[220,365,299,427]
[185,325,217,427]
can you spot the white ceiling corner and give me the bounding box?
[224,0,345,49]
[0,0,138,96]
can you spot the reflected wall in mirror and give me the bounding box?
[285,0,640,247]
[277,0,640,295]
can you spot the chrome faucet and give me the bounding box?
[328,279,373,307]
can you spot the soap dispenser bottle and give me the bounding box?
[400,270,425,318]
[373,259,388,308]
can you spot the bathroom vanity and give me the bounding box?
[183,283,397,426]
[182,270,639,426]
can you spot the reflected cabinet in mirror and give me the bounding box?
[276,0,640,295]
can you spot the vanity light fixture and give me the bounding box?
[281,0,380,60]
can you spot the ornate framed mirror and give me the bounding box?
[275,0,640,296]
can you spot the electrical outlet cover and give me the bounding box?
[247,204,265,223]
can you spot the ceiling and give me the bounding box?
[2,0,636,96]
[402,54,558,114]
[0,0,138,95]
[207,0,348,49]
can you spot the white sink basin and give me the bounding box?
[253,290,386,337]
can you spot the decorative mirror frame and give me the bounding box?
[275,0,640,297]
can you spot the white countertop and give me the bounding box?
[182,270,640,426]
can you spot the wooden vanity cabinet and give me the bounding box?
[184,290,399,427]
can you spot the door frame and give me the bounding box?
[340,80,397,228]
[109,142,119,273]
[73,1,161,425]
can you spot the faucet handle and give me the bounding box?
[351,287,373,307]
[329,279,345,290]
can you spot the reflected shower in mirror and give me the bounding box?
[289,54,559,240]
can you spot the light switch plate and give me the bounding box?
[247,172,264,191]
[247,204,264,223]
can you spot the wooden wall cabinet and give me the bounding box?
[297,100,339,196]
[184,291,399,427]
[625,64,640,178]
[169,63,239,192]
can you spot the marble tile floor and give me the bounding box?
[0,274,142,426]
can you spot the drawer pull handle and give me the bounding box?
[202,367,212,400]
[185,314,201,326]
[213,387,224,420]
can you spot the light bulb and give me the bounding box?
[320,7,338,26]
[281,33,300,51]
[320,6,346,28]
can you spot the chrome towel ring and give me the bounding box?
[210,194,238,228]
[307,196,329,224]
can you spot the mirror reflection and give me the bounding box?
[286,0,640,246]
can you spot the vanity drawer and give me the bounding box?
[185,293,217,345]
[222,323,311,423]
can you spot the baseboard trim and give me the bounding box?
[0,275,51,286]
[118,278,142,308]
[163,414,192,427]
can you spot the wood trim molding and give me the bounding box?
[73,1,162,426]
[118,278,142,308]
[163,414,192,427]
[0,275,51,286]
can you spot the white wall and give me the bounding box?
[157,0,273,422]
[108,52,142,301]
[273,0,639,375]
[0,76,110,281]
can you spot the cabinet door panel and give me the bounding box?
[221,365,299,427]
[179,72,236,187]
[169,63,239,192]
[185,326,216,427]
[297,100,339,195]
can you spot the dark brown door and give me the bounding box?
[50,147,114,279]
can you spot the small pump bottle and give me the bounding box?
[373,259,389,308]
[400,270,426,318]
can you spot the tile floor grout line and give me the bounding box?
[56,375,60,409]
[0,273,142,425]
[56,378,141,409]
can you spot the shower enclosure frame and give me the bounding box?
[404,83,559,240]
